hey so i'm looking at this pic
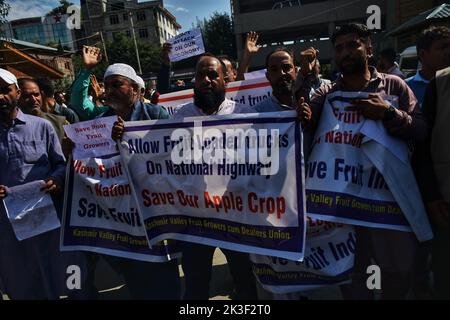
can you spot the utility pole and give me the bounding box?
[129,11,142,75]
[99,31,109,64]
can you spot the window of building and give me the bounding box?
[139,28,149,39]
[137,11,146,22]
[109,2,124,11]
[110,14,119,25]
[123,13,128,21]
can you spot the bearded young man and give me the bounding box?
[297,23,432,300]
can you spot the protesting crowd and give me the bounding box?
[0,22,449,300]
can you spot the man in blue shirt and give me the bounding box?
[0,69,90,299]
[406,26,450,107]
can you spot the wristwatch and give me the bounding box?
[384,105,396,121]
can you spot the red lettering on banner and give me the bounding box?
[204,191,243,213]
[248,192,286,219]
[141,189,175,207]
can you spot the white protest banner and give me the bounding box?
[251,218,354,294]
[305,91,418,232]
[158,77,272,115]
[119,112,306,261]
[245,69,267,80]
[3,180,60,240]
[64,116,117,160]
[168,28,205,62]
[61,155,180,262]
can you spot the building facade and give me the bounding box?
[80,0,181,46]
[0,38,74,81]
[231,0,398,69]
[1,15,78,50]
[392,0,448,51]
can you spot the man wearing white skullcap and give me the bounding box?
[66,47,179,300]
[101,60,180,300]
[136,75,150,103]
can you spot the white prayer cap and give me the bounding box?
[0,68,18,88]
[136,76,145,89]
[104,63,140,84]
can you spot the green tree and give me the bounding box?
[0,0,10,26]
[47,0,73,16]
[199,12,236,58]
[106,32,162,74]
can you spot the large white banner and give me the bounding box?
[306,91,415,231]
[118,112,306,261]
[158,77,272,115]
[251,218,354,294]
[61,154,180,262]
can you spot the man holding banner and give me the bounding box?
[250,49,354,299]
[98,62,181,299]
[297,23,433,299]
[172,54,258,300]
[64,57,181,299]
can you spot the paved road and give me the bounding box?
[95,248,234,300]
[2,248,342,300]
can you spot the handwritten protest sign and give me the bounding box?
[119,112,306,261]
[168,28,205,62]
[64,116,117,160]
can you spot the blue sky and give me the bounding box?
[6,0,231,31]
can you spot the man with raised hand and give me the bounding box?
[70,46,109,121]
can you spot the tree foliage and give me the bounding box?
[0,0,10,25]
[47,0,73,17]
[199,12,236,58]
[106,33,162,74]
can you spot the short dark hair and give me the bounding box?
[36,78,55,97]
[379,48,397,64]
[217,55,237,70]
[331,23,371,45]
[417,26,450,52]
[197,53,227,76]
[17,78,38,90]
[265,48,294,69]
